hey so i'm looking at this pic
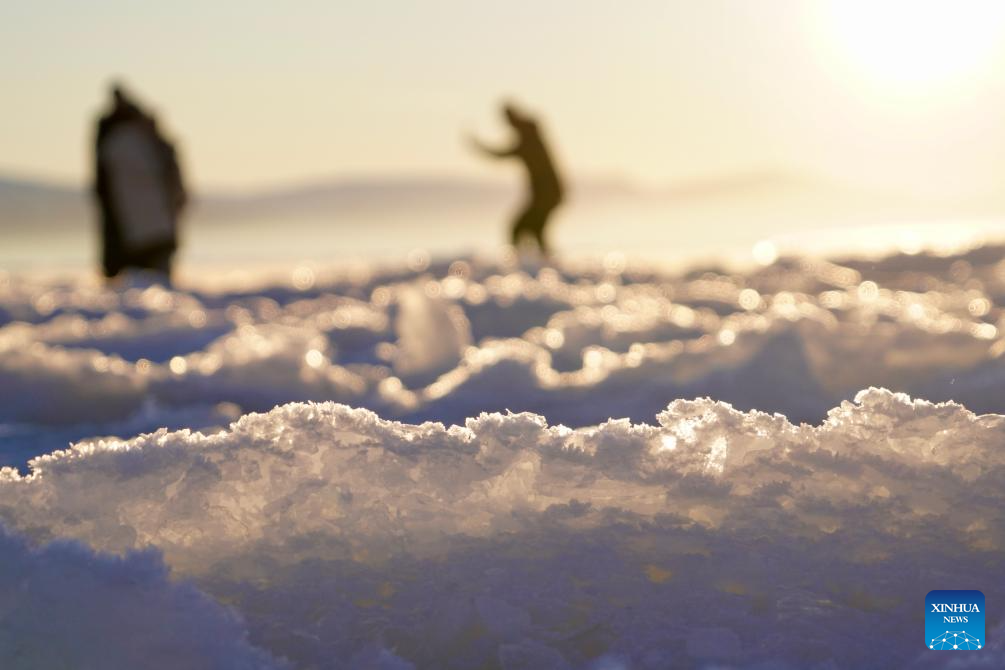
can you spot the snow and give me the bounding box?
[2,244,1005,668]
[0,527,286,669]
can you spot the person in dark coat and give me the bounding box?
[470,102,565,256]
[94,84,186,282]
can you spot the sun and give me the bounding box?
[820,1,1005,89]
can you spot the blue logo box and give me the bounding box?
[926,590,984,650]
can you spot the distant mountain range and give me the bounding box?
[7,168,998,253]
[0,176,90,228]
[0,170,822,233]
[5,169,1003,270]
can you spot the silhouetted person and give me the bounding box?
[94,84,186,282]
[470,103,564,256]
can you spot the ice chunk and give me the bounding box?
[391,284,472,386]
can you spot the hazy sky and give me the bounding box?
[5,0,1005,197]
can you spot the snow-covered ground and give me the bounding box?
[2,245,1005,668]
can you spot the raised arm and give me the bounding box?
[467,134,520,159]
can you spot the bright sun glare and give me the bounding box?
[824,1,1005,88]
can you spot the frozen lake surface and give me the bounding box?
[2,244,1005,668]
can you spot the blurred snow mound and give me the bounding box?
[1,389,1003,668]
[391,285,471,386]
[0,527,287,670]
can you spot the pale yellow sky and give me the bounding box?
[4,1,1005,197]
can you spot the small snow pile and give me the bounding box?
[1,389,1003,668]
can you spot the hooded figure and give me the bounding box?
[470,102,565,256]
[94,85,186,281]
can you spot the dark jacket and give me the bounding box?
[94,105,185,278]
[511,118,564,207]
